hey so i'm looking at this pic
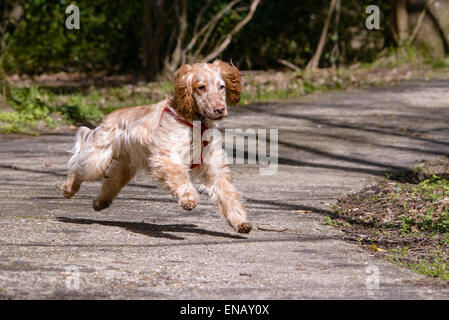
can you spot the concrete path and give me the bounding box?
[0,79,448,299]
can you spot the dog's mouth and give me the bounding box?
[211,114,226,121]
[202,111,227,121]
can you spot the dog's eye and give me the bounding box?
[220,85,226,90]
[198,85,206,91]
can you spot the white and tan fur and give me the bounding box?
[62,60,252,233]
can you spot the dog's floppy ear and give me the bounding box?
[174,64,196,120]
[213,60,242,106]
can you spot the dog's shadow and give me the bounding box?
[56,217,246,241]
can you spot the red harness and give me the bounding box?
[159,106,209,169]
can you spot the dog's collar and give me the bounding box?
[159,105,193,128]
[159,105,209,169]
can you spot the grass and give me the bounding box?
[0,83,172,134]
[398,175,449,234]
[323,216,339,226]
[330,158,449,281]
[388,247,449,281]
[411,175,449,202]
[410,253,449,281]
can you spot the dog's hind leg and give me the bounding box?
[62,171,84,199]
[62,126,91,198]
[62,126,116,199]
[92,159,136,211]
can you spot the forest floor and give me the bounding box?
[0,78,448,299]
[332,157,449,281]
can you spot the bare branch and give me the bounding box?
[278,59,301,72]
[169,0,188,71]
[192,6,236,61]
[183,0,242,57]
[192,0,213,36]
[202,0,261,62]
[409,0,436,44]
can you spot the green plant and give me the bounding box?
[323,216,338,226]
[413,175,449,202]
[410,252,449,281]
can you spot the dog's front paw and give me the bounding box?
[62,185,73,199]
[179,197,197,211]
[236,221,252,234]
[92,199,112,211]
[178,189,199,211]
[62,184,77,199]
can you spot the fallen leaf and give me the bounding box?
[371,244,385,252]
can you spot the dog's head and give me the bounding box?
[173,60,242,121]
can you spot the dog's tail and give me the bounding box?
[68,126,116,181]
[67,126,93,173]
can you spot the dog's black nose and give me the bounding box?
[214,105,225,115]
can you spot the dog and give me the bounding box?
[62,60,252,233]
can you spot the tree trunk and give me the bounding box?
[306,0,338,70]
[426,3,449,53]
[142,0,171,81]
[142,0,156,81]
[395,0,409,45]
